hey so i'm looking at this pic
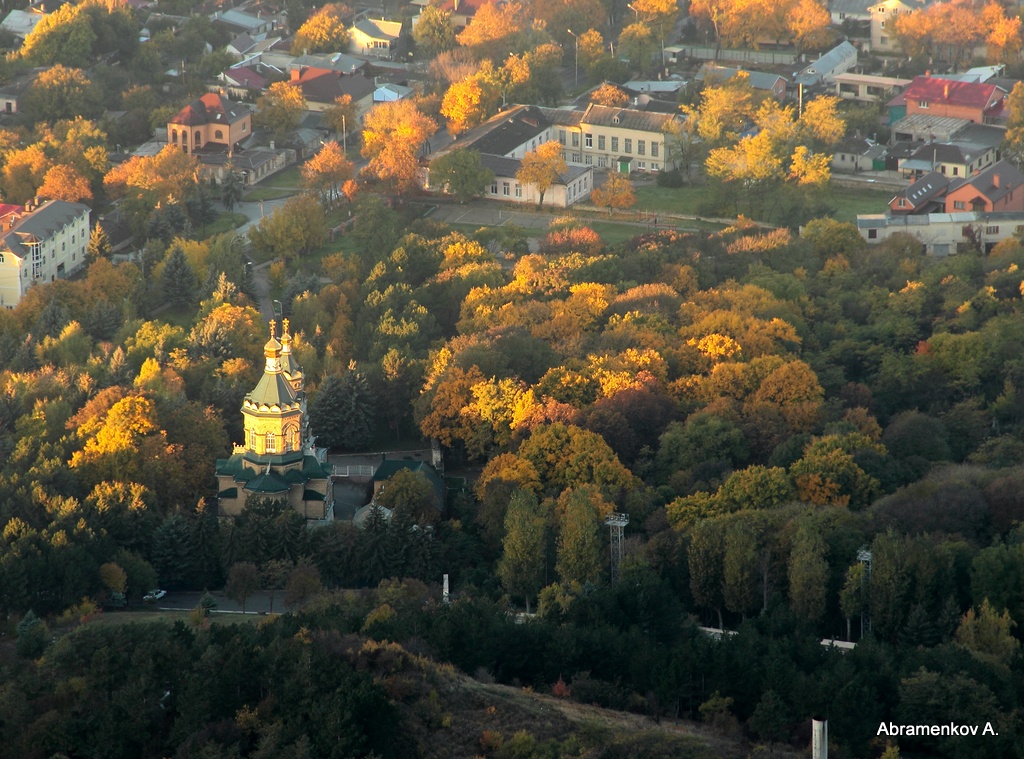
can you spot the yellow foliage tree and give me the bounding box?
[590,172,636,215]
[361,100,438,193]
[515,140,567,209]
[292,3,349,54]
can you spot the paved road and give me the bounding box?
[156,590,292,615]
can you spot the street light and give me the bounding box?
[341,113,347,155]
[273,299,282,319]
[567,28,579,89]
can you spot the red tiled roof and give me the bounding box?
[437,0,488,14]
[224,66,267,90]
[903,76,1004,110]
[170,93,250,126]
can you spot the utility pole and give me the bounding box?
[567,29,579,89]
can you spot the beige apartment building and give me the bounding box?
[558,104,681,172]
[0,200,90,309]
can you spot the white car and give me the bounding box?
[144,589,167,602]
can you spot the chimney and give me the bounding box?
[993,174,1000,188]
[290,67,301,81]
[943,83,949,99]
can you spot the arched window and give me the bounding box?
[215,129,224,140]
[171,130,178,144]
[194,131,202,147]
[249,429,256,449]
[266,431,276,453]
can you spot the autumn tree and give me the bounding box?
[590,172,636,215]
[787,525,828,624]
[255,82,305,142]
[301,141,354,207]
[578,29,609,77]
[292,4,349,54]
[104,145,200,207]
[428,149,494,203]
[322,94,357,137]
[555,487,604,585]
[440,75,498,136]
[787,0,834,53]
[1003,83,1024,165]
[361,100,438,193]
[22,65,99,123]
[87,223,112,264]
[618,22,655,73]
[413,5,457,57]
[590,82,628,107]
[516,141,567,209]
[21,2,97,66]
[456,1,526,59]
[37,164,92,203]
[498,490,546,612]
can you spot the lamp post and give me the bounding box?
[273,299,282,320]
[341,113,347,155]
[567,28,579,89]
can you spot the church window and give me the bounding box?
[249,429,256,449]
[266,431,276,453]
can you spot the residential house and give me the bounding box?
[898,142,996,180]
[216,321,333,520]
[211,8,279,40]
[869,0,930,53]
[697,63,787,101]
[0,69,41,116]
[0,200,90,309]
[794,41,858,87]
[227,32,258,58]
[218,67,268,99]
[832,137,886,172]
[288,52,366,76]
[834,72,911,104]
[900,76,1007,125]
[889,171,948,214]
[349,18,402,59]
[0,9,45,41]
[943,160,1024,213]
[289,67,375,121]
[476,154,593,208]
[411,0,488,30]
[857,211,1024,255]
[829,0,873,25]
[167,92,252,155]
[890,114,972,143]
[373,82,413,103]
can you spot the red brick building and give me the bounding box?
[902,76,1007,125]
[943,160,1024,214]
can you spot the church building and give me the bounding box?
[215,320,333,520]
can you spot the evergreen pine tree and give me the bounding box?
[309,362,375,450]
[161,244,198,309]
[87,223,112,263]
[151,514,196,590]
[221,170,244,213]
[34,298,68,338]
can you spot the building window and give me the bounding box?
[880,36,888,44]
[624,138,632,153]
[585,133,593,148]
[918,100,928,108]
[571,132,579,147]
[572,153,581,163]
[502,182,510,196]
[215,129,224,139]
[598,135,606,150]
[0,253,4,263]
[559,129,566,144]
[651,163,659,171]
[515,184,522,197]
[637,140,645,156]
[266,432,276,453]
[598,156,607,167]
[585,155,593,165]
[898,198,906,208]
[953,167,959,176]
[491,182,498,194]
[868,229,878,239]
[249,429,257,449]
[637,161,645,169]
[611,136,618,152]
[954,200,966,209]
[986,226,1000,234]
[172,130,178,144]
[651,142,658,157]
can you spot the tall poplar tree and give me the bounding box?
[498,490,546,613]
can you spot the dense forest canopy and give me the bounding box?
[4,205,1024,756]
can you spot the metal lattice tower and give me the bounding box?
[606,513,629,583]
[857,545,872,636]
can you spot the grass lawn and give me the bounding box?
[243,165,304,201]
[632,182,712,216]
[201,212,248,238]
[821,184,894,223]
[84,609,267,629]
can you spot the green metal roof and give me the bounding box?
[302,454,331,478]
[218,487,238,498]
[244,472,290,494]
[302,489,325,501]
[245,371,297,409]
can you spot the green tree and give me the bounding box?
[21,3,96,66]
[750,689,790,747]
[98,562,128,595]
[161,244,198,308]
[309,361,374,450]
[413,5,457,56]
[283,559,323,611]
[617,22,655,73]
[255,82,305,142]
[555,487,603,585]
[376,468,438,525]
[248,194,327,260]
[226,561,260,613]
[955,598,1020,667]
[840,562,866,641]
[87,223,112,264]
[788,525,829,624]
[497,490,546,612]
[428,149,494,203]
[23,65,99,123]
[516,140,567,209]
[221,170,244,214]
[690,518,726,628]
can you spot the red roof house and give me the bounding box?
[903,76,1007,124]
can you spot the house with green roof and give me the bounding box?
[215,319,332,520]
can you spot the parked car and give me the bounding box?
[143,589,167,602]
